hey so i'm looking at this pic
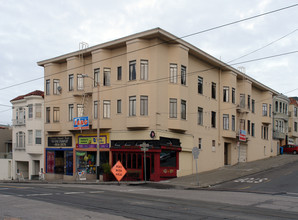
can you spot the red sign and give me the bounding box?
[111,161,127,182]
[239,130,246,141]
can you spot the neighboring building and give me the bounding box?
[288,97,298,145]
[272,94,289,148]
[0,125,12,180]
[37,28,278,181]
[10,90,44,180]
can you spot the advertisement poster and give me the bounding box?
[77,133,109,148]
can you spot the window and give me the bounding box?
[197,107,203,125]
[198,76,203,94]
[28,130,33,145]
[69,74,74,91]
[53,79,60,95]
[295,107,297,117]
[169,98,177,118]
[129,96,136,116]
[248,95,251,110]
[117,100,122,114]
[283,103,285,114]
[211,111,216,128]
[261,125,269,140]
[262,103,268,116]
[252,99,255,113]
[295,122,298,132]
[212,140,216,152]
[247,120,251,135]
[28,104,33,119]
[35,130,42,144]
[181,100,186,120]
[280,102,282,113]
[232,88,236,104]
[223,86,229,102]
[129,60,136,81]
[240,94,245,108]
[240,119,245,130]
[140,60,148,80]
[285,104,288,115]
[103,68,111,86]
[46,107,50,123]
[77,74,84,90]
[69,104,74,121]
[94,101,98,119]
[16,131,25,149]
[223,114,229,130]
[252,123,255,137]
[103,100,111,118]
[46,80,50,95]
[53,107,60,122]
[275,101,278,112]
[117,66,122,80]
[35,104,42,118]
[16,107,25,124]
[181,65,186,85]
[140,96,148,116]
[232,115,235,131]
[198,138,202,150]
[169,64,177,83]
[269,104,272,117]
[211,83,216,99]
[94,68,100,86]
[77,104,84,117]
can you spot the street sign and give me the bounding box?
[192,147,200,159]
[239,130,246,141]
[111,161,127,182]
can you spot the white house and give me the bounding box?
[10,90,44,180]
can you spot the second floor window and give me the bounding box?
[169,98,177,118]
[223,114,229,130]
[252,99,255,113]
[129,60,136,81]
[198,77,203,94]
[53,79,60,95]
[46,79,50,95]
[35,104,42,118]
[69,74,74,91]
[103,68,111,86]
[28,130,33,145]
[35,130,42,144]
[140,60,148,80]
[117,66,122,80]
[53,107,60,122]
[169,64,177,83]
[16,131,25,149]
[69,104,74,121]
[232,115,235,131]
[211,111,216,128]
[198,107,203,125]
[181,100,186,120]
[94,101,98,119]
[77,74,84,90]
[129,96,136,116]
[103,100,111,118]
[94,68,100,86]
[211,83,216,99]
[46,107,50,123]
[77,104,84,117]
[117,99,122,114]
[262,103,268,116]
[240,94,245,108]
[140,96,148,116]
[232,88,235,104]
[181,65,186,85]
[28,104,33,119]
[223,87,229,102]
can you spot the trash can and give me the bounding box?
[280,146,283,155]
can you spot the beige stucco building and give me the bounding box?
[288,97,298,145]
[38,28,279,181]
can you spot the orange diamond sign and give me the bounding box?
[111,161,127,182]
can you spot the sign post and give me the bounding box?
[192,146,200,186]
[140,142,149,183]
[111,161,127,183]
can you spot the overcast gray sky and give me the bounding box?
[0,0,297,125]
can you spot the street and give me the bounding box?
[1,180,298,219]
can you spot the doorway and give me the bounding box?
[224,143,230,165]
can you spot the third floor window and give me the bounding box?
[129,60,136,81]
[103,68,111,86]
[198,76,203,94]
[140,60,148,80]
[169,64,177,83]
[181,65,186,85]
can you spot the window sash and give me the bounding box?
[232,88,236,104]
[28,130,33,145]
[223,114,229,130]
[35,104,42,118]
[198,77,203,94]
[140,60,148,80]
[77,104,84,117]
[103,100,111,118]
[198,107,203,125]
[46,80,50,95]
[28,104,33,118]
[53,79,60,95]
[117,66,122,80]
[129,96,136,116]
[211,83,216,99]
[211,111,216,128]
[223,87,229,102]
[181,100,186,120]
[77,74,84,90]
[170,64,177,83]
[262,104,268,116]
[169,99,177,118]
[69,74,74,91]
[94,68,100,87]
[35,130,42,144]
[69,104,74,121]
[129,61,136,81]
[53,107,60,122]
[140,96,148,116]
[181,66,186,85]
[46,107,50,123]
[117,100,122,113]
[103,68,111,86]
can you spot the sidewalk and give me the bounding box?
[153,154,298,189]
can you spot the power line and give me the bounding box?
[1,3,297,91]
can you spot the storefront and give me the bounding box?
[46,136,73,176]
[110,137,181,182]
[75,133,110,178]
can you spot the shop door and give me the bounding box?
[143,155,151,181]
[224,143,230,165]
[66,151,73,175]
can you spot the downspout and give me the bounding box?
[218,68,222,150]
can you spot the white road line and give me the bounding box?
[64,192,84,195]
[89,191,104,194]
[26,193,53,197]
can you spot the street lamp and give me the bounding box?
[82,74,101,182]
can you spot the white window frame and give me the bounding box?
[169,98,177,118]
[223,114,229,130]
[140,96,148,116]
[35,130,42,145]
[77,74,84,90]
[28,130,33,145]
[169,64,177,83]
[198,107,203,125]
[129,96,136,116]
[103,68,111,86]
[103,100,111,118]
[140,60,148,80]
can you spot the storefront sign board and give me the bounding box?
[48,136,72,147]
[111,161,127,182]
[76,133,110,148]
[73,116,89,130]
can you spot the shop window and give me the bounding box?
[132,154,136,168]
[76,151,96,174]
[138,154,142,169]
[160,150,176,167]
[127,154,131,168]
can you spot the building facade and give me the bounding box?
[10,90,44,180]
[272,94,289,148]
[38,28,279,181]
[0,125,12,180]
[288,97,298,145]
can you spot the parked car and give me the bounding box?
[282,144,298,154]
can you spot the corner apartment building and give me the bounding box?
[272,94,289,148]
[38,28,278,181]
[10,90,44,180]
[288,97,298,145]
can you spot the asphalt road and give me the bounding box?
[1,183,298,220]
[212,158,298,195]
